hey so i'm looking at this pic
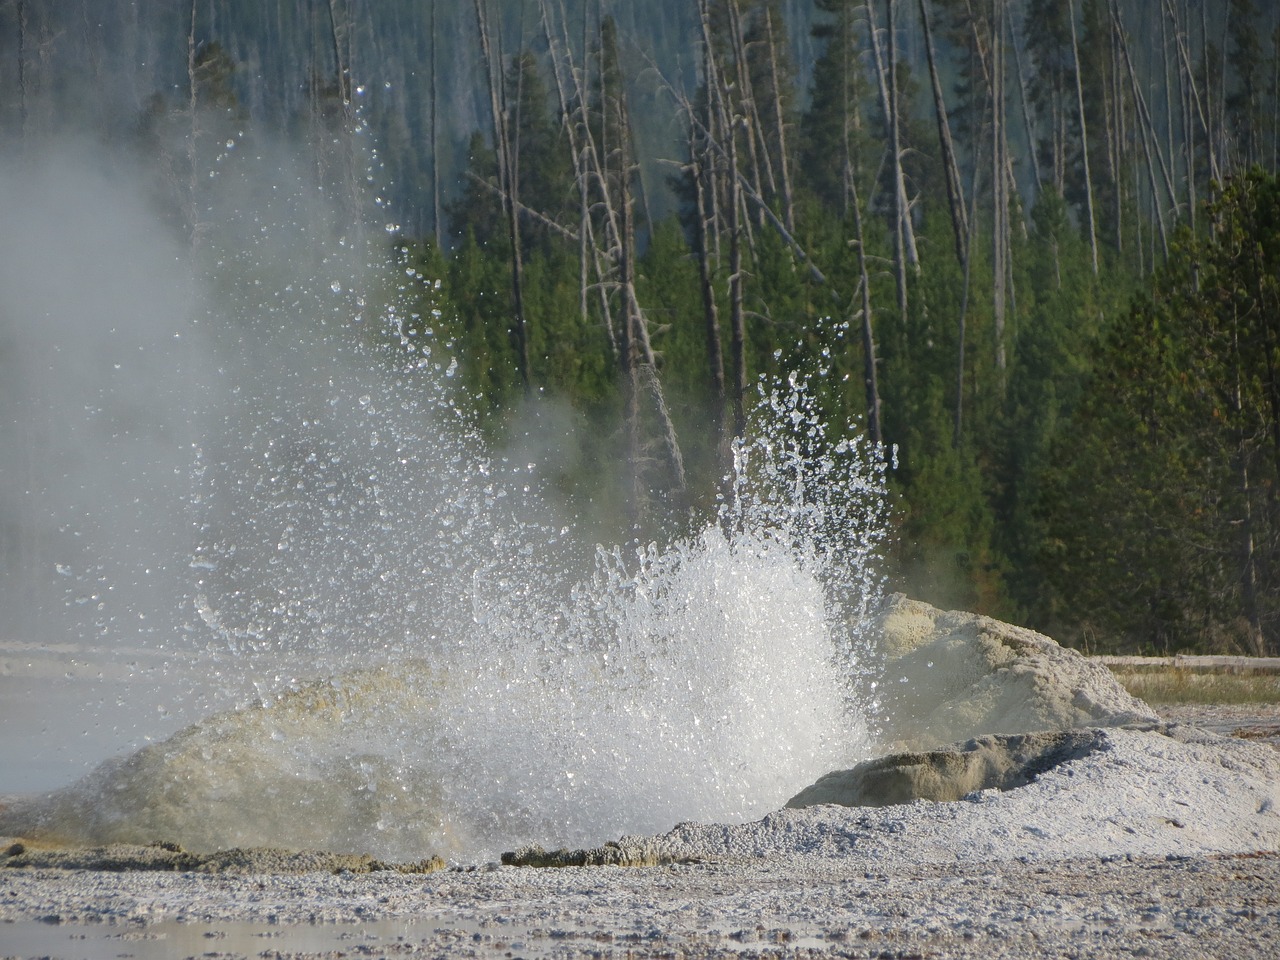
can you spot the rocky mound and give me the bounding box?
[786,727,1106,808]
[868,595,1157,750]
[0,662,456,858]
[652,723,1280,863]
[0,598,1216,866]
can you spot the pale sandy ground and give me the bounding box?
[3,705,1280,960]
[4,849,1279,959]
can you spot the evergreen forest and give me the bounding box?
[3,0,1280,656]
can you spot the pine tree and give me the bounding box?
[1040,171,1280,654]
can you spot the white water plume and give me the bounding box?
[1,124,892,859]
[429,406,892,852]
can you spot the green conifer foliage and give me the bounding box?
[1039,171,1280,655]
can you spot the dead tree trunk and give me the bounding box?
[1163,0,1219,184]
[587,12,688,505]
[1068,0,1099,274]
[763,6,796,234]
[693,32,729,464]
[429,0,442,246]
[186,0,201,247]
[866,0,916,334]
[954,137,985,447]
[919,0,969,267]
[324,0,363,232]
[1007,9,1043,194]
[1110,7,1125,251]
[726,0,768,231]
[474,0,531,394]
[849,176,883,449]
[1173,0,1196,233]
[541,0,613,349]
[702,0,749,443]
[992,0,1008,374]
[1112,0,1171,259]
[1230,313,1267,656]
[887,0,916,266]
[727,122,749,443]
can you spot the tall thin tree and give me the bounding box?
[1068,0,1099,274]
[473,0,531,394]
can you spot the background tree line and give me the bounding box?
[3,0,1280,655]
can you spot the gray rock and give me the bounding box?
[785,727,1107,808]
[0,662,453,857]
[869,594,1158,750]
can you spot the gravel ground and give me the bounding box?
[3,709,1279,960]
[1156,702,1280,747]
[3,850,1279,958]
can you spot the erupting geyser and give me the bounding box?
[0,138,892,861]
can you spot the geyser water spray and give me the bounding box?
[0,118,893,860]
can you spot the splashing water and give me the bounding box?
[426,389,893,853]
[5,364,891,860]
[0,132,892,862]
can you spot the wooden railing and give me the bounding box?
[1096,655,1280,675]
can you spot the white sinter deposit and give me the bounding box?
[4,596,1278,867]
[868,593,1159,749]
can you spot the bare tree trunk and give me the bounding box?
[865,0,916,262]
[849,176,882,449]
[588,11,687,504]
[886,0,919,266]
[839,9,858,219]
[430,0,442,247]
[919,0,969,267]
[726,0,769,230]
[691,87,728,462]
[541,0,603,338]
[962,0,1024,235]
[1217,2,1231,172]
[992,0,1007,374]
[1069,0,1099,274]
[1237,455,1267,656]
[1173,0,1196,233]
[323,0,362,236]
[954,135,985,448]
[1007,8,1043,194]
[473,0,531,394]
[1113,3,1177,212]
[1110,8,1125,252]
[763,7,796,234]
[621,141,687,498]
[728,123,748,443]
[1112,0,1170,260]
[1163,0,1219,183]
[701,0,749,442]
[866,0,914,333]
[186,0,201,247]
[617,204,643,515]
[1160,10,1176,209]
[1230,315,1267,656]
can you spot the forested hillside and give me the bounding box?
[3,0,1280,655]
